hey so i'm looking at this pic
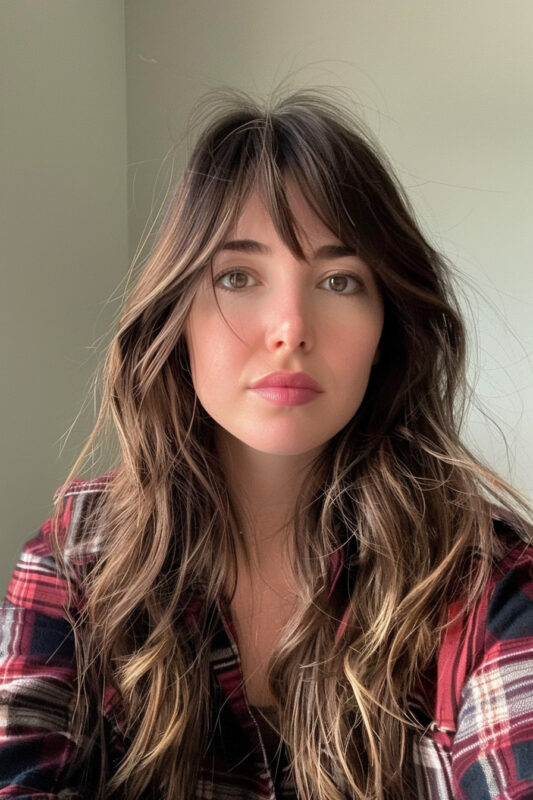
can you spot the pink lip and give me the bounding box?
[251,386,320,406]
[250,371,323,391]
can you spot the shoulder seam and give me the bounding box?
[52,472,116,504]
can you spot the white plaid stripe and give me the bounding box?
[413,733,455,799]
[455,650,533,751]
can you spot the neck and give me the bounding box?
[216,429,323,569]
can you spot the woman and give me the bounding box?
[1,89,532,800]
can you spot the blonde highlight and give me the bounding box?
[53,87,532,799]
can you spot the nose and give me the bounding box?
[264,286,313,353]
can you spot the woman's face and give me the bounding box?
[185,182,384,458]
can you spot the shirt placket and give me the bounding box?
[214,595,279,799]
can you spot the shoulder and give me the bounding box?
[0,474,119,795]
[48,470,116,565]
[436,516,533,797]
[484,516,533,645]
[467,514,533,660]
[3,471,116,616]
[432,515,533,729]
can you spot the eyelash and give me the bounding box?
[213,269,364,295]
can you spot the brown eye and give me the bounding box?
[215,270,255,291]
[321,274,361,294]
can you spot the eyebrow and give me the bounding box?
[216,239,358,260]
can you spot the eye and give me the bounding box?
[214,269,257,291]
[320,273,363,294]
[213,269,364,294]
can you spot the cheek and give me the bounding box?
[336,315,383,364]
[186,315,245,396]
[332,332,382,401]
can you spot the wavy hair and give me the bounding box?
[54,88,532,799]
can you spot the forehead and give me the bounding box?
[225,181,339,249]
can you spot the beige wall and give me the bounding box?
[1,1,127,591]
[2,1,532,591]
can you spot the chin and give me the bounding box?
[248,437,327,458]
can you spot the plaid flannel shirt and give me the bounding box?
[1,475,533,799]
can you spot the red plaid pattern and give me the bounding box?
[1,475,532,798]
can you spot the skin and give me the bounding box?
[185,181,384,568]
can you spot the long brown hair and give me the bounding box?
[54,87,532,799]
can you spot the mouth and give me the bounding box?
[250,370,323,392]
[250,385,321,406]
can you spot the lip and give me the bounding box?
[251,386,320,406]
[250,370,323,392]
